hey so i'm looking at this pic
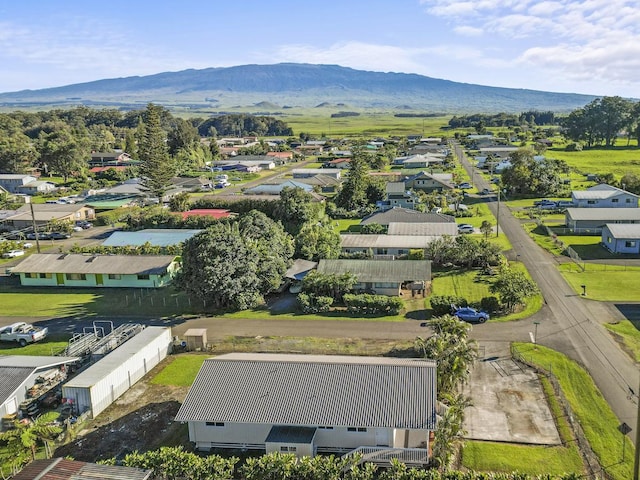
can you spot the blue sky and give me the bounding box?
[1,0,639,97]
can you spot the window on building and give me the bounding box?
[66,273,87,281]
[205,422,225,427]
[626,198,632,203]
[137,274,150,280]
[612,198,619,203]
[587,200,596,205]
[280,446,297,452]
[39,273,52,279]
[348,427,368,432]
[607,236,612,243]
[108,274,121,280]
[24,273,35,278]
[376,248,388,255]
[625,241,636,248]
[318,426,334,430]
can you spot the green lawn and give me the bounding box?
[548,144,640,179]
[558,263,640,301]
[462,441,583,476]
[330,218,362,233]
[0,285,200,317]
[151,355,209,386]
[512,343,634,480]
[605,320,640,362]
[0,339,68,356]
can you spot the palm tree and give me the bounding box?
[0,411,62,463]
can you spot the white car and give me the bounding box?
[2,249,25,258]
[21,242,33,249]
[457,224,474,234]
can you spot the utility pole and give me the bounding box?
[29,201,41,253]
[496,188,500,238]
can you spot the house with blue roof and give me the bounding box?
[102,229,202,247]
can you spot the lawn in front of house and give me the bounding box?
[151,354,209,387]
[0,338,68,356]
[559,263,640,301]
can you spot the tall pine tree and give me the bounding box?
[138,103,174,198]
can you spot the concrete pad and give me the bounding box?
[463,358,561,445]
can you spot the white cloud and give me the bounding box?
[454,25,483,36]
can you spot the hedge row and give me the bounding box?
[343,294,404,315]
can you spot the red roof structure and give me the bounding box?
[12,458,151,480]
[179,209,232,220]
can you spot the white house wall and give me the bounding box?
[189,422,401,452]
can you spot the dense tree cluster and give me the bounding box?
[500,147,569,197]
[196,114,292,137]
[448,111,556,129]
[176,211,294,310]
[562,96,640,147]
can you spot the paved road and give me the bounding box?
[453,142,640,437]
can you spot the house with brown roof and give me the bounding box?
[11,458,151,480]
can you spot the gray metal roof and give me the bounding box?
[387,222,458,236]
[573,184,639,200]
[361,207,455,225]
[103,229,202,247]
[317,259,431,282]
[285,259,318,280]
[11,254,177,275]
[0,355,79,368]
[566,208,640,221]
[175,353,437,429]
[0,367,35,405]
[265,425,317,444]
[604,223,640,238]
[340,234,439,249]
[63,327,169,388]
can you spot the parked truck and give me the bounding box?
[0,322,48,346]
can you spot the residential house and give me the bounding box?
[102,229,202,247]
[245,180,314,196]
[293,174,341,193]
[292,168,341,180]
[0,174,37,193]
[0,356,79,422]
[565,208,640,232]
[170,176,213,191]
[15,180,57,195]
[571,184,639,208]
[361,207,455,226]
[378,182,421,210]
[89,151,133,167]
[174,353,436,466]
[479,146,518,159]
[405,172,454,193]
[601,224,640,254]
[11,254,180,288]
[11,458,151,480]
[340,234,439,258]
[316,259,431,296]
[266,151,294,164]
[393,154,445,169]
[3,204,95,229]
[387,222,458,236]
[324,158,351,169]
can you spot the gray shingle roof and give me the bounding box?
[361,207,455,225]
[175,353,437,429]
[340,234,438,249]
[317,259,431,283]
[11,254,177,275]
[265,425,317,443]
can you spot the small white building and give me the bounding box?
[292,168,341,180]
[572,184,639,208]
[0,174,37,193]
[62,327,172,418]
[175,353,436,466]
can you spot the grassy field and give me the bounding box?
[558,263,640,301]
[283,112,451,137]
[548,144,640,179]
[0,285,200,317]
[513,342,634,480]
[151,354,209,386]
[605,320,640,362]
[0,338,68,356]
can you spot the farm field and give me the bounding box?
[548,144,640,179]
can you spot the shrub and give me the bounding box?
[296,293,333,313]
[430,295,467,316]
[343,294,404,315]
[480,296,500,313]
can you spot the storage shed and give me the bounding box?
[184,328,208,351]
[62,327,172,418]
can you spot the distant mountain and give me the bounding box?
[0,63,599,113]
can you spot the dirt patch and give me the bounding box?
[54,358,190,462]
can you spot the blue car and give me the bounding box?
[452,306,489,323]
